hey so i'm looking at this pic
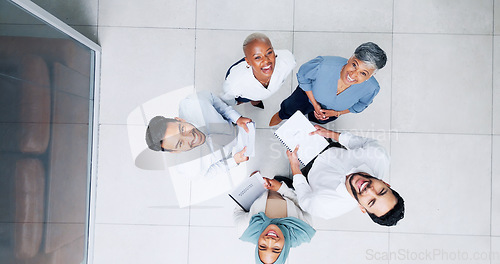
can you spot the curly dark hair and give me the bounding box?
[368,188,405,226]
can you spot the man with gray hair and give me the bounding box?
[269,42,387,126]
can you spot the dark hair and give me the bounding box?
[145,116,178,152]
[368,188,405,226]
[354,42,387,70]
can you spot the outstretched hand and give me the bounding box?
[263,177,282,192]
[234,146,249,164]
[310,125,341,141]
[286,145,301,175]
[309,125,333,138]
[236,116,252,133]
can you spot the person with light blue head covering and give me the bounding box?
[234,175,316,264]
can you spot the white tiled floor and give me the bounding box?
[98,27,196,124]
[389,233,491,264]
[38,0,500,263]
[98,0,196,28]
[95,124,190,226]
[391,34,493,134]
[494,36,500,134]
[294,0,394,33]
[493,237,500,264]
[393,0,493,34]
[496,0,500,34]
[93,224,189,263]
[290,230,389,264]
[390,133,491,236]
[196,0,294,31]
[493,136,500,237]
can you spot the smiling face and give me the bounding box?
[339,56,376,87]
[160,118,206,152]
[258,224,284,264]
[345,173,397,217]
[243,39,276,84]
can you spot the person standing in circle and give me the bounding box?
[235,174,315,264]
[269,42,387,126]
[221,33,296,109]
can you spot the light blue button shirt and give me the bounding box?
[296,56,380,113]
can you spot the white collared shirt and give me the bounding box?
[220,50,296,105]
[292,133,390,219]
[171,91,242,180]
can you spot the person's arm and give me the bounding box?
[208,91,242,122]
[203,157,237,179]
[293,172,358,219]
[304,90,328,121]
[276,182,300,207]
[263,177,300,207]
[296,56,323,92]
[276,49,297,76]
[292,173,322,215]
[310,127,389,176]
[285,146,327,216]
[297,57,328,121]
[322,108,350,118]
[309,125,340,141]
[348,87,379,114]
[311,125,383,151]
[220,71,242,106]
[338,132,390,178]
[220,83,238,106]
[201,147,249,179]
[207,92,253,133]
[284,146,324,215]
[338,132,379,150]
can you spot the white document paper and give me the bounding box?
[228,171,266,212]
[274,111,329,165]
[234,122,256,157]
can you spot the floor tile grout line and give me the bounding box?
[98,123,497,136]
[292,0,296,56]
[491,1,495,261]
[95,222,191,227]
[92,222,500,238]
[388,231,493,238]
[186,2,199,263]
[96,220,491,232]
[86,25,496,37]
[95,0,100,43]
[388,3,396,263]
[388,1,396,262]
